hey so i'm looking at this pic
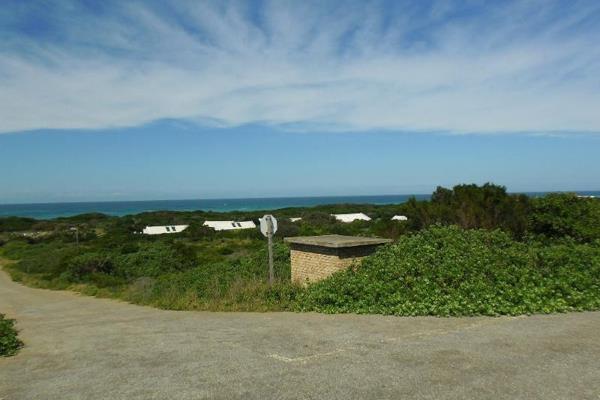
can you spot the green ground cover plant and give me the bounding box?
[0,313,23,357]
[297,226,600,316]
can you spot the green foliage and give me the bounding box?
[296,212,372,236]
[123,242,296,311]
[0,314,23,357]
[0,217,38,232]
[6,239,199,286]
[65,252,116,280]
[400,183,531,237]
[274,218,301,238]
[530,194,600,242]
[370,219,409,240]
[2,218,294,311]
[2,184,600,316]
[184,221,216,240]
[112,241,198,279]
[55,213,109,223]
[297,226,600,316]
[2,240,81,277]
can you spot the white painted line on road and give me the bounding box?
[268,348,346,364]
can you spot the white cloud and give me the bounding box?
[1,0,600,134]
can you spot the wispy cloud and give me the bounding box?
[1,0,599,134]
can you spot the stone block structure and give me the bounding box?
[284,235,392,285]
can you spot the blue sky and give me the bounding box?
[0,0,599,203]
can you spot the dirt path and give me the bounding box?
[1,267,599,400]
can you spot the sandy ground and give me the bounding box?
[1,266,599,400]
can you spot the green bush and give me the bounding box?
[0,217,37,232]
[5,241,80,277]
[398,183,531,238]
[3,186,599,316]
[125,242,293,310]
[112,242,198,279]
[66,252,115,280]
[297,226,600,316]
[184,221,216,240]
[530,194,600,242]
[0,314,23,357]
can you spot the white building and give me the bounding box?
[332,213,371,223]
[203,220,257,231]
[391,215,408,221]
[142,225,189,235]
[290,217,302,222]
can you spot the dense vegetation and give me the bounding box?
[298,226,600,316]
[0,314,23,357]
[1,183,599,315]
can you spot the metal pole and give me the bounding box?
[71,226,79,247]
[267,217,274,285]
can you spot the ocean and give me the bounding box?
[0,194,430,220]
[0,192,598,220]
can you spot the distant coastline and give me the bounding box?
[0,191,598,220]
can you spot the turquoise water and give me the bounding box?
[0,192,598,220]
[0,194,429,219]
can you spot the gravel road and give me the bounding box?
[1,266,599,400]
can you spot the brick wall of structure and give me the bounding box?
[290,244,380,285]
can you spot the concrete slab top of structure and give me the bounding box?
[284,234,392,248]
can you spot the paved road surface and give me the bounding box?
[1,267,599,400]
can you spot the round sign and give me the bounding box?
[259,215,278,237]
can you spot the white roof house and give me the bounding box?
[332,213,371,223]
[391,215,408,221]
[203,220,257,231]
[290,217,302,222]
[142,225,189,235]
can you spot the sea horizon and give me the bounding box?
[1,190,599,220]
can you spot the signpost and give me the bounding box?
[259,215,278,285]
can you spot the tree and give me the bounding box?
[530,194,600,242]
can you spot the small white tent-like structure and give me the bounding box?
[391,215,408,221]
[142,225,189,235]
[332,213,371,223]
[203,221,256,231]
[290,217,302,222]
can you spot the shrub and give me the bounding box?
[274,219,301,238]
[127,242,293,311]
[530,194,600,242]
[184,221,216,240]
[114,242,197,278]
[370,219,409,239]
[3,188,599,316]
[0,217,38,232]
[66,252,115,280]
[0,314,23,357]
[6,241,80,276]
[297,226,600,316]
[396,184,531,238]
[237,242,291,281]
